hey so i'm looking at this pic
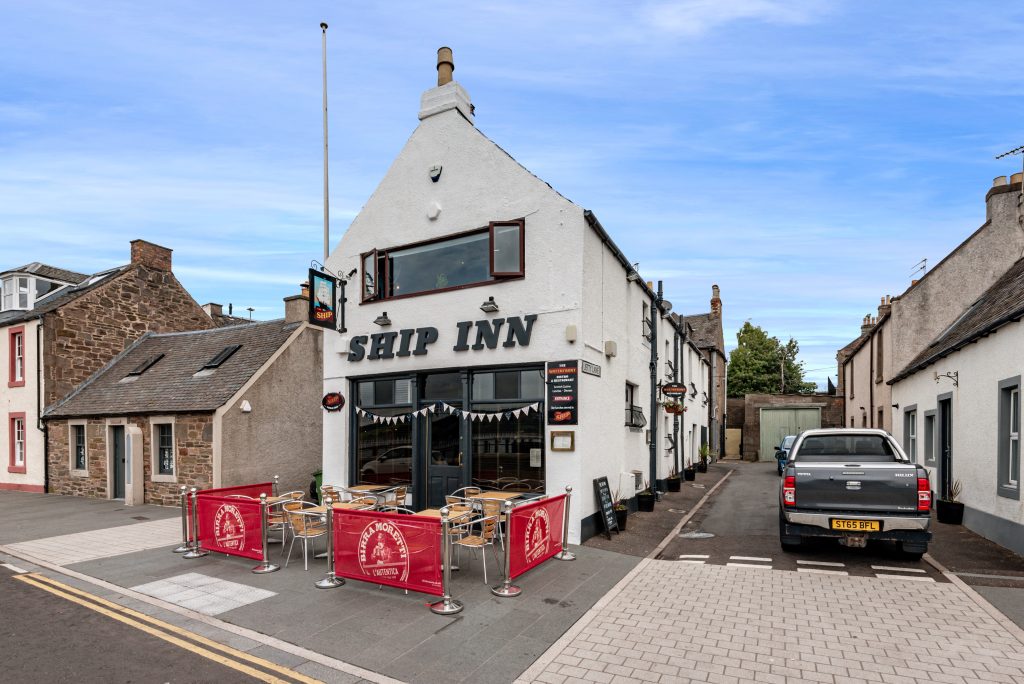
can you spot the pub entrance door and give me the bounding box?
[422,372,468,508]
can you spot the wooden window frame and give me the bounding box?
[488,219,526,278]
[360,249,379,303]
[8,412,26,474]
[8,326,25,388]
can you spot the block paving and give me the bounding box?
[520,560,1024,684]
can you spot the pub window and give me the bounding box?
[361,220,525,302]
[471,368,544,492]
[355,378,413,488]
[998,377,1021,498]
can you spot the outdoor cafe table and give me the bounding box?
[413,508,474,521]
[469,491,524,502]
[348,484,389,492]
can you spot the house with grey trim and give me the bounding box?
[43,293,322,506]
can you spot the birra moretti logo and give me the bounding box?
[524,507,552,564]
[358,520,410,581]
[213,504,246,551]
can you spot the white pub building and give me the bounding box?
[323,50,710,542]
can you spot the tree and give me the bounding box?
[728,322,816,396]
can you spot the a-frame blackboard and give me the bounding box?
[593,476,619,539]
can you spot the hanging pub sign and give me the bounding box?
[308,268,339,330]
[661,382,687,398]
[322,392,345,412]
[546,360,578,425]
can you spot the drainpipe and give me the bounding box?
[35,317,49,493]
[649,281,662,491]
[673,321,680,475]
[869,332,874,428]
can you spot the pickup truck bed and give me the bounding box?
[779,429,932,558]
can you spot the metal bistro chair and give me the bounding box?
[446,487,480,516]
[267,490,304,551]
[381,486,408,509]
[284,501,328,571]
[452,498,502,584]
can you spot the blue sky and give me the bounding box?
[2,1,1023,387]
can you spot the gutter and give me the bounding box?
[649,281,661,491]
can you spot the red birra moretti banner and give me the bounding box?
[196,482,274,561]
[508,494,566,579]
[333,509,443,596]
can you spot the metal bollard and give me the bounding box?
[554,486,576,561]
[491,500,522,598]
[430,507,464,615]
[252,493,281,574]
[315,496,344,588]
[183,488,208,559]
[273,474,279,497]
[173,485,190,553]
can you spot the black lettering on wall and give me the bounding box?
[396,328,416,357]
[452,320,473,352]
[472,318,505,350]
[367,332,399,360]
[347,336,368,362]
[503,314,537,348]
[413,327,439,356]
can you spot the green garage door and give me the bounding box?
[759,407,821,461]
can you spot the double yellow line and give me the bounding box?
[14,573,322,684]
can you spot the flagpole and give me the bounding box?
[320,22,330,263]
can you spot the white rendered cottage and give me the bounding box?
[322,50,709,542]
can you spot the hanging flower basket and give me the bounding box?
[662,399,687,415]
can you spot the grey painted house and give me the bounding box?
[43,294,322,505]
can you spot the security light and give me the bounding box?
[480,296,499,313]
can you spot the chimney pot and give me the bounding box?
[1011,172,1024,185]
[437,47,454,86]
[994,176,1008,187]
[301,281,310,299]
[710,284,722,319]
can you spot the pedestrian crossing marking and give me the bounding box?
[871,565,926,573]
[727,562,772,569]
[797,560,845,567]
[798,568,848,576]
[729,556,771,562]
[678,554,709,559]
[875,573,935,582]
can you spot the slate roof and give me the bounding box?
[891,257,1024,383]
[682,312,725,355]
[45,319,300,418]
[1,262,89,283]
[0,266,130,327]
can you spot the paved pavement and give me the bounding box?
[6,516,179,565]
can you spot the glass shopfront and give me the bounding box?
[352,366,545,508]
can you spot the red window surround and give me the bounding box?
[8,326,25,388]
[8,412,27,474]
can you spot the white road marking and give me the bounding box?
[798,568,849,576]
[875,573,935,582]
[729,556,772,562]
[871,565,926,573]
[678,560,706,564]
[796,560,846,567]
[727,562,773,569]
[678,554,710,559]
[1,563,28,573]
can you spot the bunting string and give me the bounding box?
[354,401,542,424]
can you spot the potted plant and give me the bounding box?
[613,489,628,530]
[697,444,711,473]
[636,481,656,512]
[936,480,964,525]
[666,466,681,492]
[683,461,696,481]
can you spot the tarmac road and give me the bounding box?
[0,564,313,684]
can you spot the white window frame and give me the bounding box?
[69,420,89,476]
[151,417,176,483]
[14,330,24,382]
[14,417,25,465]
[1010,388,1020,489]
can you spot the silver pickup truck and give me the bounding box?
[778,428,932,559]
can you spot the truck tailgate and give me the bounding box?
[794,462,921,513]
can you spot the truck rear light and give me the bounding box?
[783,475,796,506]
[917,477,931,512]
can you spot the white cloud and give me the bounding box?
[640,0,829,36]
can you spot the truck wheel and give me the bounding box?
[779,515,801,551]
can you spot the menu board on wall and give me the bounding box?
[546,360,578,425]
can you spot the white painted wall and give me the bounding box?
[891,320,1024,542]
[0,320,44,490]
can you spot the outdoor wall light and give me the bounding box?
[240,400,252,413]
[892,403,899,409]
[480,296,499,313]
[374,312,392,326]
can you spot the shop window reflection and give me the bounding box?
[470,403,544,492]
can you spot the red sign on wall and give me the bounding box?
[507,494,566,579]
[332,509,443,596]
[196,482,274,561]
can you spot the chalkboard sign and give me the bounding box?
[593,476,619,539]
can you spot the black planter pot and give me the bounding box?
[614,507,628,530]
[697,461,708,473]
[936,499,965,525]
[683,468,696,481]
[636,492,656,512]
[666,477,681,492]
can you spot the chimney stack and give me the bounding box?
[877,294,892,318]
[202,303,223,318]
[710,284,722,319]
[860,314,874,335]
[437,47,453,86]
[284,287,310,325]
[130,239,172,272]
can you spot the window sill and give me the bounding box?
[359,275,524,305]
[7,465,27,474]
[7,380,26,388]
[69,469,89,478]
[997,484,1020,500]
[152,474,177,484]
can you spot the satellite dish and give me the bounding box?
[661,300,673,313]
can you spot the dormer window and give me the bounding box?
[1,276,30,311]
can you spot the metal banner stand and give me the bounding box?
[182,488,208,559]
[315,496,344,589]
[252,493,281,574]
[491,501,522,598]
[430,507,464,615]
[173,485,190,553]
[554,486,576,561]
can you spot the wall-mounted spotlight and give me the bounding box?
[374,312,392,326]
[345,268,357,279]
[480,296,499,313]
[892,403,899,410]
